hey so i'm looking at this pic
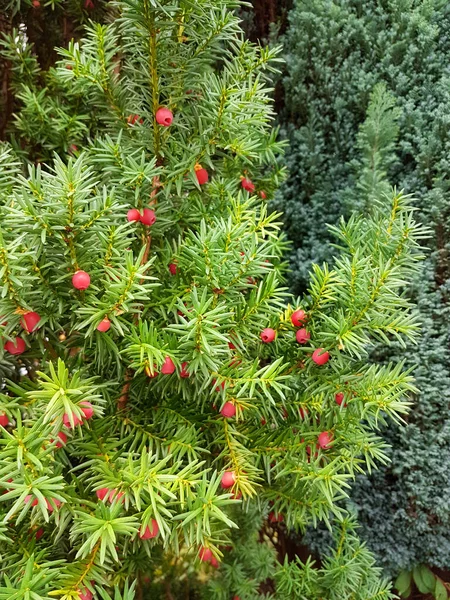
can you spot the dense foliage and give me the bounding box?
[279,0,450,578]
[0,0,429,598]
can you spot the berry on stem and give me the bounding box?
[220,402,236,418]
[168,263,177,275]
[139,519,159,539]
[221,471,236,489]
[140,208,156,226]
[296,328,310,344]
[161,357,176,375]
[318,431,333,449]
[155,107,173,126]
[96,488,111,501]
[241,177,255,192]
[97,317,111,332]
[0,413,9,427]
[21,311,41,333]
[199,547,212,563]
[80,401,94,420]
[180,362,190,378]
[5,337,26,355]
[291,309,306,327]
[268,511,284,523]
[72,271,91,290]
[335,392,345,406]
[260,328,276,343]
[258,190,267,199]
[312,348,330,365]
[127,208,141,222]
[78,588,93,600]
[63,412,83,429]
[194,164,209,185]
[55,431,67,448]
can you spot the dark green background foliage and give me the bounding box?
[278,0,450,575]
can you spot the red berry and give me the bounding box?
[46,498,61,512]
[69,144,78,154]
[260,328,276,343]
[199,546,212,562]
[268,511,284,523]
[25,495,38,507]
[127,208,141,222]
[168,263,177,275]
[241,177,255,192]
[72,270,91,290]
[63,412,83,429]
[55,431,67,448]
[35,527,44,540]
[78,589,93,600]
[210,555,219,568]
[220,402,236,418]
[140,208,156,226]
[298,407,307,419]
[180,362,190,378]
[161,357,176,375]
[291,309,306,327]
[296,328,310,344]
[145,365,158,378]
[312,348,330,366]
[139,519,159,539]
[32,0,40,6]
[4,337,26,355]
[84,0,94,8]
[258,190,267,199]
[96,488,111,501]
[228,341,236,350]
[21,311,41,333]
[0,413,9,427]
[221,471,236,489]
[335,393,345,406]
[80,401,94,420]
[318,431,333,449]
[155,107,173,126]
[195,166,209,185]
[97,317,111,332]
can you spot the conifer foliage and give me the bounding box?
[0,1,426,598]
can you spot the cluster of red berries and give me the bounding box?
[127,207,157,226]
[240,175,266,199]
[290,308,331,366]
[2,310,43,357]
[198,546,219,568]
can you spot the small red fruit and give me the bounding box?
[199,547,212,562]
[21,311,41,333]
[210,555,219,568]
[169,263,177,275]
[127,208,141,222]
[298,407,307,419]
[221,471,236,489]
[140,208,156,226]
[268,511,284,523]
[46,498,62,512]
[63,412,83,428]
[80,401,94,420]
[220,402,236,418]
[312,348,330,366]
[0,413,9,427]
[145,364,158,378]
[335,392,345,406]
[155,107,173,126]
[241,177,255,193]
[139,519,159,539]
[161,357,176,375]
[72,270,91,290]
[69,144,78,154]
[55,431,67,448]
[180,362,190,378]
[127,114,143,125]
[291,309,306,327]
[97,317,111,332]
[4,337,26,355]
[195,165,209,185]
[296,328,310,344]
[78,588,93,600]
[318,431,333,449]
[32,0,40,6]
[35,528,44,540]
[96,488,111,501]
[228,341,236,350]
[258,190,267,199]
[84,0,94,9]
[260,328,276,343]
[25,495,38,506]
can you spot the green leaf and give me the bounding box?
[435,578,448,600]
[413,565,435,594]
[395,570,412,596]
